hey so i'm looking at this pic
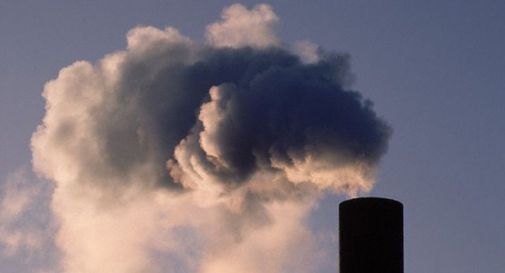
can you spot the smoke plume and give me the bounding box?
[31,4,390,273]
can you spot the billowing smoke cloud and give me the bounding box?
[31,4,390,273]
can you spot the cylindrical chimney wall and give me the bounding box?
[339,197,403,273]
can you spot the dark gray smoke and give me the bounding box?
[91,46,390,189]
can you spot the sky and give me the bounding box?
[1,1,505,273]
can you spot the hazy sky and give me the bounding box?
[1,1,505,272]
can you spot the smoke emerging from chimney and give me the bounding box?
[31,4,391,273]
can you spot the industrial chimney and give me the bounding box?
[339,197,403,273]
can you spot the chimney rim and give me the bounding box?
[339,197,403,209]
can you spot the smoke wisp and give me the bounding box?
[31,4,390,273]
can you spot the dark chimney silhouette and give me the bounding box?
[339,197,403,273]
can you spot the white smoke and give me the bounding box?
[0,168,42,256]
[31,4,390,273]
[0,166,55,273]
[206,4,280,49]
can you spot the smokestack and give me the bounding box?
[339,197,403,273]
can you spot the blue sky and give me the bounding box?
[1,1,504,272]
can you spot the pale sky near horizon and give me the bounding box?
[1,1,505,272]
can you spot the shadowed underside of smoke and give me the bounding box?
[171,49,389,184]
